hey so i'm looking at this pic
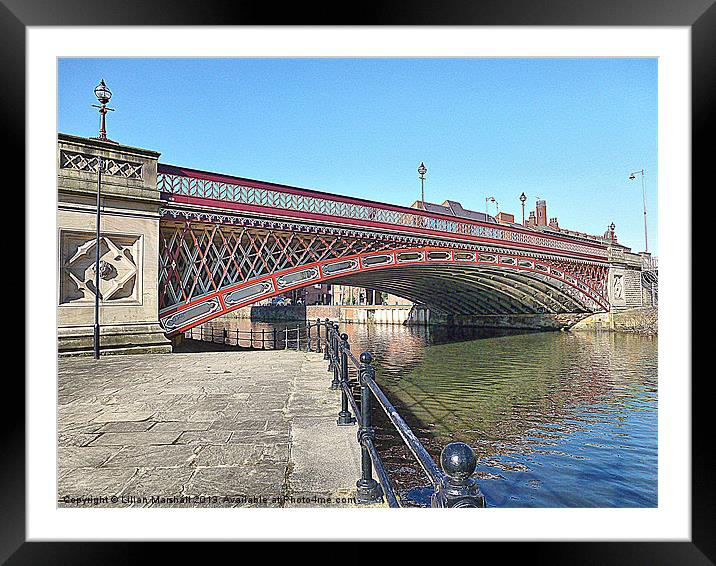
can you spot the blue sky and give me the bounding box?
[58,58,657,253]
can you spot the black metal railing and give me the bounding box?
[185,319,333,352]
[320,319,486,508]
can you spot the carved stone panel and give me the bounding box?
[60,230,142,305]
[613,274,624,301]
[609,267,626,308]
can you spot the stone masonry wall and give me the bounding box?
[221,305,340,322]
[407,311,592,330]
[571,307,657,335]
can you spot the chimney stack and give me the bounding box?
[527,211,537,228]
[536,200,547,226]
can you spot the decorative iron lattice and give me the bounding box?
[60,150,143,179]
[549,259,608,298]
[158,215,611,333]
[158,170,608,259]
[159,220,397,311]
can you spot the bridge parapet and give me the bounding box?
[642,254,658,272]
[158,165,608,262]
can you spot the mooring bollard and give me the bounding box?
[337,333,356,425]
[431,442,486,508]
[316,318,322,353]
[355,352,383,504]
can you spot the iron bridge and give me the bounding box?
[157,164,610,334]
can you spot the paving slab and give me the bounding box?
[89,431,182,446]
[58,350,384,508]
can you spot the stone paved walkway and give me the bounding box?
[58,350,372,507]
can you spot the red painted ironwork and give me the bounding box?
[158,164,609,262]
[159,218,610,335]
[157,165,615,334]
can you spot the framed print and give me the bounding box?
[8,0,708,562]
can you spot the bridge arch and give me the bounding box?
[159,246,609,334]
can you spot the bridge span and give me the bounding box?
[157,164,610,334]
[57,134,654,354]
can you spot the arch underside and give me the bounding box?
[329,265,591,316]
[159,248,608,334]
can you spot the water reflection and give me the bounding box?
[188,318,658,508]
[342,325,658,508]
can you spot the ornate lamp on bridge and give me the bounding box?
[485,196,498,215]
[519,192,527,225]
[92,79,115,142]
[90,79,116,359]
[417,162,427,209]
[628,169,648,253]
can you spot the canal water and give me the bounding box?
[191,319,658,508]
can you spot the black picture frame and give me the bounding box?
[7,0,705,562]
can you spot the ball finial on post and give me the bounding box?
[440,442,477,483]
[360,352,373,365]
[431,442,485,508]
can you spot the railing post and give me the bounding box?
[331,322,340,372]
[273,328,277,350]
[316,318,322,353]
[330,324,341,390]
[356,352,383,505]
[337,333,356,426]
[431,442,486,508]
[323,318,330,361]
[284,327,289,350]
[327,321,335,372]
[307,321,312,352]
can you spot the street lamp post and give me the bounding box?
[519,192,527,225]
[417,162,427,209]
[91,79,114,359]
[629,169,648,253]
[485,196,498,215]
[92,79,114,141]
[93,155,104,359]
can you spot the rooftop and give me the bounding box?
[410,199,497,224]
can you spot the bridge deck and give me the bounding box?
[58,349,378,507]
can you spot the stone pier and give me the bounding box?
[57,133,171,355]
[58,350,377,507]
